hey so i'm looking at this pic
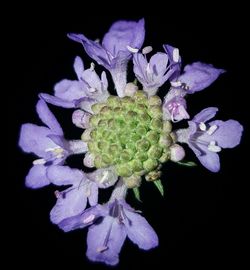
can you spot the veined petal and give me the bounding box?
[47,165,84,186]
[88,182,99,206]
[39,93,76,108]
[179,62,225,93]
[58,204,107,232]
[208,120,243,148]
[19,123,57,158]
[54,79,87,102]
[124,209,159,250]
[50,185,88,224]
[86,216,127,266]
[36,99,63,135]
[192,107,218,123]
[25,165,50,189]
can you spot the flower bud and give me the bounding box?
[170,144,185,162]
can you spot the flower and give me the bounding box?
[40,56,109,112]
[19,99,87,188]
[133,51,175,96]
[58,198,158,266]
[68,19,145,97]
[47,165,99,224]
[175,107,243,172]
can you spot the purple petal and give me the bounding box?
[103,19,145,57]
[72,109,91,129]
[207,120,243,148]
[68,33,111,69]
[25,165,50,189]
[133,53,148,82]
[150,52,168,76]
[46,135,69,155]
[19,123,57,158]
[47,165,84,186]
[179,62,225,93]
[74,56,84,80]
[50,185,88,224]
[124,209,159,250]
[58,205,107,232]
[36,99,63,135]
[76,97,97,113]
[192,107,218,123]
[54,79,87,102]
[86,217,127,266]
[39,93,76,108]
[191,144,220,172]
[163,44,181,80]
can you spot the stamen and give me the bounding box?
[90,62,95,71]
[170,81,182,87]
[83,214,95,224]
[199,122,207,131]
[32,158,46,165]
[89,87,97,93]
[54,190,61,199]
[127,45,139,53]
[45,146,61,152]
[207,125,218,135]
[142,46,153,54]
[208,141,221,152]
[173,48,180,62]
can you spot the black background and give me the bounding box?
[9,7,248,269]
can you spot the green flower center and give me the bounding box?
[81,91,173,181]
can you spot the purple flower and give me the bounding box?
[19,99,87,188]
[68,19,145,97]
[40,56,109,112]
[58,199,158,266]
[133,52,176,96]
[175,107,243,172]
[163,88,190,122]
[47,165,98,224]
[162,61,225,122]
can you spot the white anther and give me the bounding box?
[54,190,61,199]
[83,214,95,224]
[207,125,218,135]
[94,39,100,43]
[170,81,182,87]
[208,141,221,152]
[89,87,97,93]
[90,62,95,70]
[199,122,207,131]
[127,45,139,53]
[173,48,180,62]
[45,146,61,152]
[142,46,153,54]
[32,158,46,165]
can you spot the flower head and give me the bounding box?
[19,19,243,266]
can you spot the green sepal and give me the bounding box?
[132,187,142,202]
[153,179,164,196]
[177,160,197,167]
